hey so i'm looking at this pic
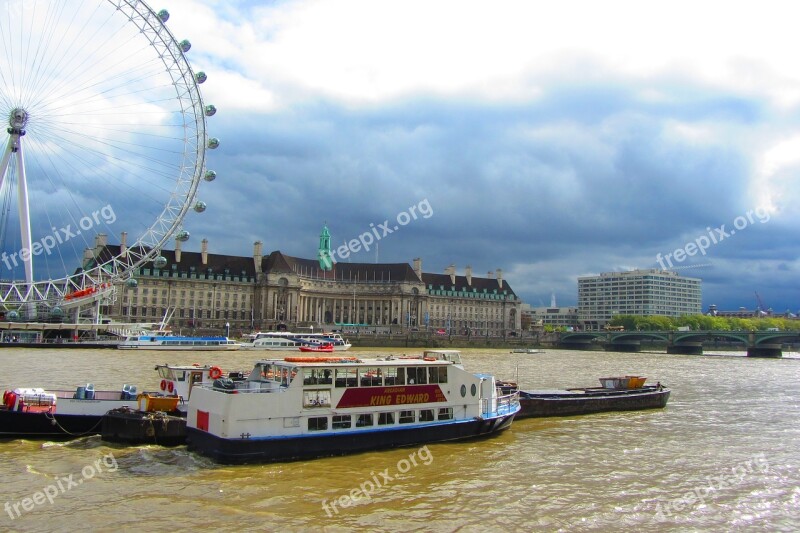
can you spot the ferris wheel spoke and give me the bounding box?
[0,0,217,319]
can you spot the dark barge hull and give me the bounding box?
[187,412,517,465]
[101,409,187,446]
[0,409,105,439]
[517,387,670,419]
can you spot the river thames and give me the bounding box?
[0,347,798,532]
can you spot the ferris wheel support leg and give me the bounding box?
[16,139,35,319]
[0,135,15,195]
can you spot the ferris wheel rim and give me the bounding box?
[0,0,211,311]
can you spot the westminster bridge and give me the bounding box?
[558,330,800,358]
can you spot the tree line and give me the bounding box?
[606,314,796,332]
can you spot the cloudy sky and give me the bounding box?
[5,0,800,313]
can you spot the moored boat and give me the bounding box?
[1,384,140,439]
[240,331,352,351]
[186,351,520,464]
[516,376,670,419]
[118,334,240,351]
[298,343,335,353]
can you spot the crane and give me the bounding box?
[754,292,770,316]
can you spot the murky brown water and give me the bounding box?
[1,347,798,532]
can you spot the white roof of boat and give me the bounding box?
[255,357,454,366]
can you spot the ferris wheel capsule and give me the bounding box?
[207,138,220,149]
[179,40,191,53]
[125,278,138,289]
[204,105,217,117]
[176,230,190,242]
[193,201,207,213]
[157,9,169,22]
[204,170,216,182]
[195,71,207,84]
[7,310,19,321]
[154,256,168,268]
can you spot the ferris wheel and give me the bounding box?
[0,0,218,321]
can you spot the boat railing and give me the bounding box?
[482,392,519,417]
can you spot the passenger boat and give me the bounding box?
[1,384,140,439]
[510,348,544,354]
[118,333,240,351]
[516,376,670,419]
[298,343,335,353]
[186,350,520,464]
[240,331,351,351]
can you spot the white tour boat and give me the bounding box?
[118,333,240,351]
[185,350,520,463]
[240,331,351,351]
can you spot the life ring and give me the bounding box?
[167,381,174,393]
[160,379,167,391]
[209,366,223,380]
[423,357,436,361]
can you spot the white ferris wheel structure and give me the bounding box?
[0,0,219,323]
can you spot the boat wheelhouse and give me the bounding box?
[118,335,240,351]
[186,353,519,464]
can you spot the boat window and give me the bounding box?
[383,367,399,386]
[360,367,382,387]
[304,368,332,386]
[258,364,279,381]
[356,414,373,427]
[396,367,406,385]
[176,371,187,382]
[428,366,448,384]
[191,372,203,384]
[332,415,351,429]
[335,367,357,388]
[405,367,426,385]
[308,417,328,431]
[378,412,394,425]
[399,410,415,424]
[419,409,434,422]
[438,407,453,420]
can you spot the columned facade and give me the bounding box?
[97,243,522,336]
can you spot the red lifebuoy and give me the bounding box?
[160,379,167,391]
[209,366,223,380]
[167,381,174,393]
[2,391,8,405]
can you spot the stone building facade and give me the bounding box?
[95,239,522,336]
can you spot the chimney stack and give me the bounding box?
[445,264,456,285]
[254,241,263,273]
[174,238,182,263]
[413,258,422,280]
[201,238,208,265]
[465,265,472,286]
[496,268,503,288]
[120,232,127,255]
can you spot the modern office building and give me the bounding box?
[527,306,579,330]
[578,269,702,330]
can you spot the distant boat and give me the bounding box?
[118,334,240,351]
[240,331,352,351]
[510,348,544,354]
[298,343,335,353]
